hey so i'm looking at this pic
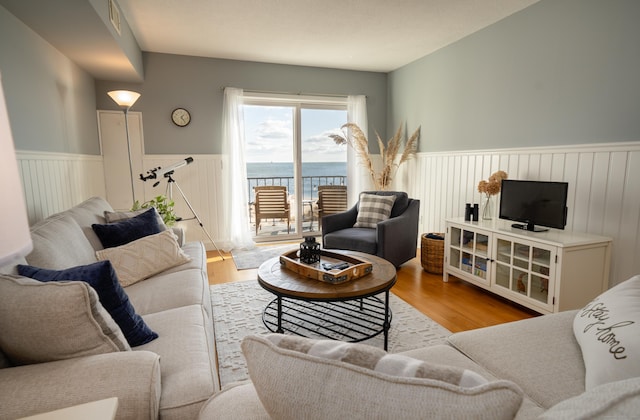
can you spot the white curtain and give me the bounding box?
[347,95,371,205]
[221,88,255,251]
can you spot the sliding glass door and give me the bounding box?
[243,95,347,241]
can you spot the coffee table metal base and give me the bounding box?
[262,291,392,350]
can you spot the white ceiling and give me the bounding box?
[118,0,540,72]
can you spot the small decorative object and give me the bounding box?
[477,170,508,220]
[299,236,321,264]
[464,203,472,221]
[472,204,479,222]
[517,273,527,293]
[330,122,420,191]
[280,249,372,284]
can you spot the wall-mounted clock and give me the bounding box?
[171,108,191,127]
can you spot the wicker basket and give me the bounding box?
[421,233,445,274]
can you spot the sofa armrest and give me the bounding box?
[376,199,420,267]
[321,205,358,236]
[0,351,161,420]
[448,310,584,409]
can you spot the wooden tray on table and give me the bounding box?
[279,249,373,284]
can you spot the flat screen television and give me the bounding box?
[499,180,568,232]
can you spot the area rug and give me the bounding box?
[231,243,298,270]
[211,280,451,387]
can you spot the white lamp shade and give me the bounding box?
[107,90,141,109]
[0,73,33,266]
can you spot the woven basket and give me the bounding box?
[421,233,445,274]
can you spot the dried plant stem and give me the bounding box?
[330,122,420,190]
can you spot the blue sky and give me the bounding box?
[243,105,347,163]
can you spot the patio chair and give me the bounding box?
[322,191,420,267]
[254,186,290,235]
[316,185,348,231]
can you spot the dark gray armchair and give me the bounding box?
[321,191,420,267]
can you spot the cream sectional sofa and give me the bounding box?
[201,276,640,419]
[0,197,218,419]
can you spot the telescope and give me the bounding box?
[140,157,193,184]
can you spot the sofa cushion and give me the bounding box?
[27,214,97,269]
[448,310,585,409]
[0,275,130,365]
[354,193,396,228]
[96,230,191,287]
[400,344,545,419]
[540,377,640,419]
[66,196,115,251]
[138,304,218,418]
[104,207,167,229]
[242,334,523,420]
[125,269,210,316]
[17,261,158,347]
[198,382,271,420]
[573,274,640,390]
[322,227,377,255]
[0,351,161,420]
[92,207,163,248]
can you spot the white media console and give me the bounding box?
[444,217,612,314]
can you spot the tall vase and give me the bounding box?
[482,194,494,220]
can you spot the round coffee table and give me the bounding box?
[257,250,396,350]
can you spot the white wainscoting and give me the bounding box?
[140,155,224,249]
[16,151,106,224]
[16,142,640,287]
[401,141,640,287]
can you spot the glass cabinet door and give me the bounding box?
[493,234,555,310]
[446,224,490,286]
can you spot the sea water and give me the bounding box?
[246,162,346,201]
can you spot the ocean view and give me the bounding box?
[246,162,346,200]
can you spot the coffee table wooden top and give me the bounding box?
[258,250,396,300]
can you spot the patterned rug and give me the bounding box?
[231,244,298,270]
[211,280,451,387]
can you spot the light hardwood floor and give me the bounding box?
[206,249,538,333]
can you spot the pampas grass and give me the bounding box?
[330,123,420,190]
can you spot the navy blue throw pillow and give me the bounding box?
[92,207,162,248]
[18,261,158,347]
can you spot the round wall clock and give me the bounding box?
[171,108,191,127]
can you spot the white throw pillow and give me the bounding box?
[96,230,191,287]
[354,193,396,228]
[242,334,523,420]
[573,275,640,390]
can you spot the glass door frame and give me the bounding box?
[243,93,348,242]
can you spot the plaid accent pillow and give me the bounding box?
[262,334,488,386]
[354,193,396,228]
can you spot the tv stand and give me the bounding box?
[444,218,612,314]
[511,222,548,232]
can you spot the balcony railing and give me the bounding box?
[247,175,346,229]
[247,175,346,203]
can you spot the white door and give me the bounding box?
[97,110,145,211]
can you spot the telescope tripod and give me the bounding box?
[164,173,224,260]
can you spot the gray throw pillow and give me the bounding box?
[0,275,130,365]
[354,193,396,228]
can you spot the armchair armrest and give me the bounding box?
[321,205,358,236]
[0,351,161,420]
[377,199,420,267]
